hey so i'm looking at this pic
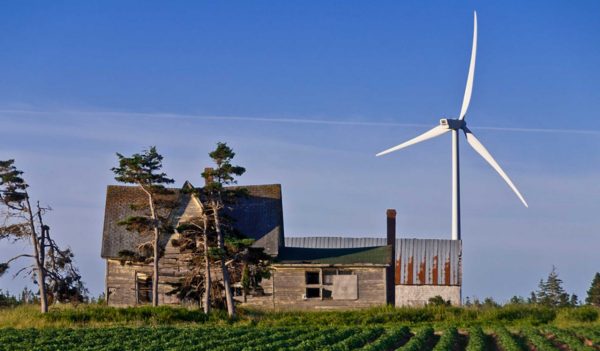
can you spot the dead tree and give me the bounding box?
[0,160,86,313]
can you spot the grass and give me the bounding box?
[1,304,599,329]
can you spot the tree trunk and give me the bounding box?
[25,197,48,313]
[152,230,159,307]
[144,189,160,307]
[202,223,211,314]
[242,260,248,303]
[213,209,235,318]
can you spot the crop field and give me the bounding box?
[0,325,599,351]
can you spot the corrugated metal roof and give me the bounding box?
[285,237,461,286]
[285,236,386,248]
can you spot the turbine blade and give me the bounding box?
[463,127,528,207]
[376,125,450,157]
[459,11,478,120]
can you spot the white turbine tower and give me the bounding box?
[376,12,528,241]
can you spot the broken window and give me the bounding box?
[136,273,152,304]
[305,271,320,285]
[305,287,321,298]
[303,269,357,300]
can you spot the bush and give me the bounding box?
[428,296,451,307]
[557,306,598,323]
[481,305,556,325]
[0,289,18,308]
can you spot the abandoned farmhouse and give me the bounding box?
[101,182,461,309]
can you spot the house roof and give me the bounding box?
[101,183,284,258]
[275,245,392,265]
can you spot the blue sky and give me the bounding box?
[1,1,599,302]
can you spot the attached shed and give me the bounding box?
[284,213,462,306]
[271,245,393,309]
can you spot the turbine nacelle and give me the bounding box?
[439,118,465,130]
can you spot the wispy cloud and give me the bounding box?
[3,108,600,136]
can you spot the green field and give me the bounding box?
[0,305,599,350]
[0,324,599,351]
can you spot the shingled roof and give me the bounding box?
[101,183,284,258]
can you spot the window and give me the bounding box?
[305,271,320,285]
[305,288,321,298]
[303,269,357,300]
[136,273,152,304]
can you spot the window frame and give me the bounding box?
[135,272,153,305]
[303,268,355,300]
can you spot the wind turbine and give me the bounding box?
[376,12,528,241]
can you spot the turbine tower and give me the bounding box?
[376,12,528,241]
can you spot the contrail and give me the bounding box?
[2,108,600,136]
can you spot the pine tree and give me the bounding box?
[202,142,246,318]
[535,266,570,307]
[570,294,579,306]
[586,272,600,306]
[112,147,175,306]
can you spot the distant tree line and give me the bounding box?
[459,266,600,308]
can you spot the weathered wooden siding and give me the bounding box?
[106,230,273,307]
[106,230,192,306]
[271,266,386,310]
[106,260,181,307]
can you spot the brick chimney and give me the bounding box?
[386,209,396,306]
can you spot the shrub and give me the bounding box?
[557,306,599,323]
[428,296,451,307]
[482,305,556,325]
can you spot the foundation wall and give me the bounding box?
[395,285,461,307]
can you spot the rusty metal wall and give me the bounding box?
[284,237,461,286]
